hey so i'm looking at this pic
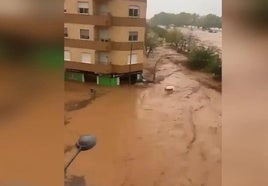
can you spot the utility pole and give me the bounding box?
[128,42,133,85]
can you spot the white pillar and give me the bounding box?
[137,74,141,80]
[117,77,120,85]
[82,74,85,83]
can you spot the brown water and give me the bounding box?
[179,27,222,51]
[64,47,221,186]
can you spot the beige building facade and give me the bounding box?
[64,0,147,84]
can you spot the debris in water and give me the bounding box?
[165,86,175,92]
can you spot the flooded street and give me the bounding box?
[64,47,221,186]
[178,27,222,51]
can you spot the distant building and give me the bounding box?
[64,0,147,85]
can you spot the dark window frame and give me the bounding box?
[78,8,89,14]
[80,29,90,40]
[128,31,138,41]
[64,27,68,38]
[78,2,89,14]
[128,6,139,17]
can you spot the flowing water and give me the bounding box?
[64,47,221,186]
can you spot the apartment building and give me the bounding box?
[64,0,147,85]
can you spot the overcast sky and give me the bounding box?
[146,0,222,18]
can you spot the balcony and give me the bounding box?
[112,64,143,74]
[64,13,112,26]
[65,38,111,51]
[65,61,112,74]
[65,38,144,52]
[112,42,144,51]
[65,61,143,74]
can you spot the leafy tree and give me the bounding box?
[191,13,200,26]
[186,46,216,70]
[198,14,222,28]
[145,24,166,57]
[185,46,222,81]
[149,12,222,28]
[145,31,160,57]
[165,29,183,47]
[149,25,168,38]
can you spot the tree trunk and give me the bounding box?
[146,48,152,58]
[153,57,163,83]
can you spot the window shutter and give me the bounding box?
[128,54,137,64]
[78,2,89,8]
[129,5,139,10]
[81,53,91,63]
[64,51,70,61]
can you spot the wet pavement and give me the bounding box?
[64,47,221,186]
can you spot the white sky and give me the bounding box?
[146,0,222,18]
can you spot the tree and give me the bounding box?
[186,46,216,70]
[186,46,221,81]
[152,56,165,82]
[145,31,160,57]
[149,12,222,28]
[184,34,199,51]
[191,13,200,26]
[145,24,167,57]
[198,14,222,29]
[165,29,183,47]
[149,25,168,38]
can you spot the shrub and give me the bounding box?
[186,46,222,81]
[186,46,215,70]
[211,57,222,81]
[165,29,183,47]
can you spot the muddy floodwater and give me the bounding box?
[179,27,222,51]
[64,47,221,186]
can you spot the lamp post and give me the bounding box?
[64,135,97,174]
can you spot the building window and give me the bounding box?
[81,53,92,63]
[64,27,68,37]
[64,51,70,61]
[129,6,139,17]
[98,52,109,64]
[128,54,137,64]
[80,29,90,39]
[129,31,138,41]
[78,2,89,14]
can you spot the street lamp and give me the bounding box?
[64,135,97,174]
